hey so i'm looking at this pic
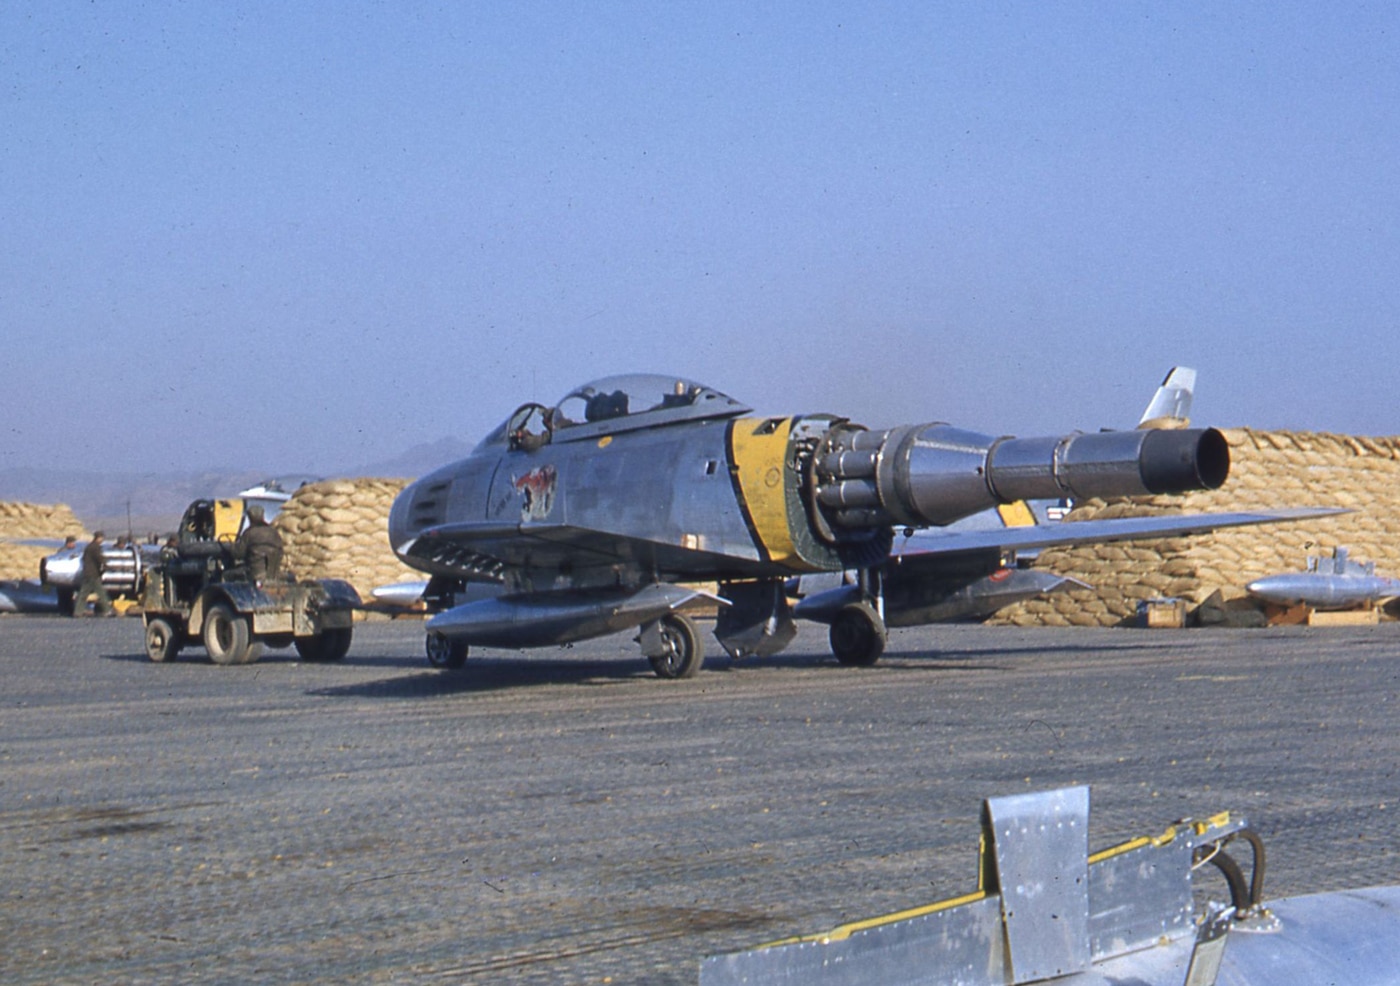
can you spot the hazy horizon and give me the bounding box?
[6,4,1398,476]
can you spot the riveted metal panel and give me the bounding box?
[984,786,1091,983]
[1087,835,1195,958]
[699,895,1005,986]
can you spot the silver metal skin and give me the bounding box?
[233,475,316,522]
[425,583,710,649]
[388,375,764,592]
[815,423,1229,529]
[1247,572,1400,609]
[369,581,430,607]
[388,372,1332,675]
[986,786,1092,980]
[793,567,1080,627]
[40,541,161,594]
[787,508,1342,632]
[701,785,1400,986]
[0,579,60,614]
[1138,366,1197,427]
[1246,547,1400,609]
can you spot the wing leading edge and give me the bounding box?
[893,506,1348,561]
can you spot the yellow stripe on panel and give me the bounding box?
[996,499,1037,528]
[214,499,245,542]
[727,418,799,565]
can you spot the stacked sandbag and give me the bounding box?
[276,479,423,601]
[991,429,1400,627]
[0,502,87,580]
[990,499,1203,627]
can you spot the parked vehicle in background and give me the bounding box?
[140,496,359,665]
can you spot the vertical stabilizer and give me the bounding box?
[1137,366,1196,429]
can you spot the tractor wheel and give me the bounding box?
[648,613,704,679]
[426,632,468,669]
[203,603,253,666]
[830,602,887,667]
[144,618,181,663]
[296,627,353,662]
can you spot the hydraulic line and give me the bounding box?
[1193,827,1267,913]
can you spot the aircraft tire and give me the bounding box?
[830,602,886,667]
[296,627,353,662]
[204,603,252,666]
[144,617,181,663]
[426,632,468,670]
[648,613,703,679]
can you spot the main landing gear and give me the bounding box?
[641,613,704,679]
[421,613,703,679]
[829,600,887,666]
[819,567,889,667]
[426,632,469,669]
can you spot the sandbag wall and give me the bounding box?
[276,479,423,601]
[0,503,87,580]
[992,429,1400,627]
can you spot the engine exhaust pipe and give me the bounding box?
[814,424,1229,529]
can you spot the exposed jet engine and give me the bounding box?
[809,422,1228,531]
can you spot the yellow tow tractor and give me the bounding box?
[140,497,360,665]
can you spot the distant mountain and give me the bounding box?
[352,436,473,480]
[0,435,474,533]
[0,466,266,533]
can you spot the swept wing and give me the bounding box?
[893,506,1346,560]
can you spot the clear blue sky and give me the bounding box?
[4,3,1398,475]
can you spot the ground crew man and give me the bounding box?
[235,505,283,584]
[75,531,113,617]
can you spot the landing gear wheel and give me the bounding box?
[426,632,469,669]
[144,618,180,663]
[648,613,704,679]
[204,603,257,666]
[296,627,353,662]
[830,602,886,667]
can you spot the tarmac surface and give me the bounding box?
[2,616,1398,985]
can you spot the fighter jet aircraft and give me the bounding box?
[388,372,1338,678]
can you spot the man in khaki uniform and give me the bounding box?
[235,505,283,585]
[75,531,113,617]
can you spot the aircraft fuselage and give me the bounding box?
[387,373,1230,674]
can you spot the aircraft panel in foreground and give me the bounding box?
[701,785,1400,986]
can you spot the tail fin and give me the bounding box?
[1137,366,1196,429]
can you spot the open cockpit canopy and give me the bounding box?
[477,374,751,450]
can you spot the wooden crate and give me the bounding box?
[1138,597,1187,628]
[1307,607,1379,626]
